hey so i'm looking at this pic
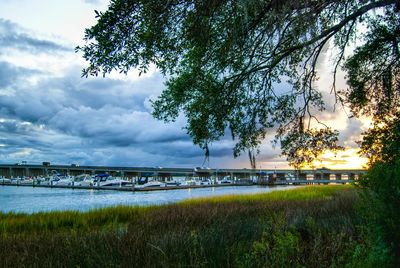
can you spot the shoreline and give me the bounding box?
[0,180,352,192]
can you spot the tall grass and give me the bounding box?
[0,185,363,267]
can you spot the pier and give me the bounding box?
[0,163,364,191]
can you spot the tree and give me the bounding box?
[79,1,400,263]
[77,0,399,168]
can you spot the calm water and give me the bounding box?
[0,185,297,213]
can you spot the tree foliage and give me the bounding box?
[357,159,400,266]
[341,7,400,264]
[80,1,400,262]
[78,0,399,168]
[345,9,400,120]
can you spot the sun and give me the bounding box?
[313,148,368,169]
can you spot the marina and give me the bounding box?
[0,163,362,213]
[0,163,364,190]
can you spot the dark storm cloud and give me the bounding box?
[0,61,40,87]
[0,63,161,124]
[0,19,70,53]
[0,60,207,165]
[0,65,187,146]
[0,17,195,161]
[0,121,60,162]
[0,66,64,123]
[0,119,103,165]
[0,120,31,135]
[47,106,190,146]
[144,141,206,158]
[64,70,165,111]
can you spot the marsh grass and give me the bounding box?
[0,185,363,267]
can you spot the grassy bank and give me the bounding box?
[0,185,364,267]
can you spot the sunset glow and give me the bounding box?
[313,148,368,170]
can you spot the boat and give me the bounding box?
[285,173,296,181]
[139,180,166,188]
[138,177,148,185]
[94,174,130,187]
[48,171,63,184]
[165,181,181,186]
[35,176,47,185]
[54,176,74,186]
[18,177,34,185]
[199,179,212,185]
[101,177,130,187]
[165,178,182,186]
[0,178,11,184]
[181,180,197,186]
[74,174,94,187]
[219,177,233,184]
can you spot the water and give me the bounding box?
[0,185,297,213]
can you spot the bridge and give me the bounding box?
[0,163,365,183]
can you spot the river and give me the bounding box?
[0,185,298,213]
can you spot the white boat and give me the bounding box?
[48,171,63,184]
[35,176,47,184]
[286,173,296,181]
[55,179,73,186]
[181,180,197,186]
[94,174,130,187]
[38,177,52,185]
[74,174,94,187]
[100,178,130,187]
[199,179,212,185]
[19,177,34,185]
[219,177,233,184]
[165,179,182,186]
[54,175,75,186]
[139,181,166,188]
[0,178,11,184]
[19,179,33,185]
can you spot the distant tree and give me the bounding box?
[78,0,399,168]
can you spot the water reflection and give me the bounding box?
[0,185,297,213]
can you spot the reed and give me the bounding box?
[0,185,363,267]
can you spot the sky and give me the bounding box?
[0,0,368,169]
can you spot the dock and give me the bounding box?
[0,163,363,191]
[0,179,355,192]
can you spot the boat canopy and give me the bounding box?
[95,173,110,178]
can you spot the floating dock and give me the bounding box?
[0,179,354,192]
[0,163,363,191]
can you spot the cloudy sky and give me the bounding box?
[0,0,368,169]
